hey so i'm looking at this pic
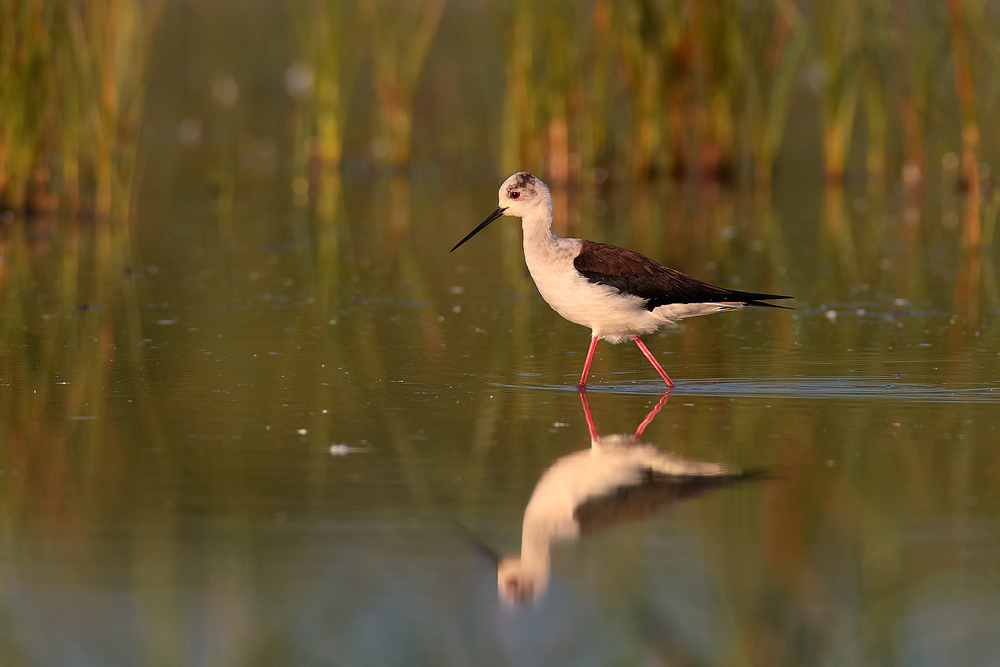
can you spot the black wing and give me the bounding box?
[574,240,793,312]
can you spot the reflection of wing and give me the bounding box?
[574,470,767,535]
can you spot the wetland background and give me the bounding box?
[2,1,1000,664]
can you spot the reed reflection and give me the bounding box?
[489,390,763,606]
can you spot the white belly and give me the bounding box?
[523,236,740,343]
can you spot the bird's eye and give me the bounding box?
[510,191,520,199]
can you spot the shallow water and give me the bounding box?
[4,166,1000,664]
[4,9,1000,667]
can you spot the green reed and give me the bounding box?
[0,0,161,218]
[363,0,447,169]
[425,1,997,191]
[290,0,360,174]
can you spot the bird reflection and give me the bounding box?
[494,390,760,605]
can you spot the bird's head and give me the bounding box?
[451,172,551,252]
[497,554,549,605]
[496,171,549,218]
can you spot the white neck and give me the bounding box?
[520,198,558,241]
[517,519,552,581]
[521,203,573,267]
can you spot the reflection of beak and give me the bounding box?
[451,520,502,565]
[450,206,507,252]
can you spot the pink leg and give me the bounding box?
[577,387,600,441]
[633,392,672,438]
[634,337,676,387]
[577,337,600,389]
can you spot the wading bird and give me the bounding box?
[451,172,792,388]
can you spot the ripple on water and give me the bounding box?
[499,377,1000,403]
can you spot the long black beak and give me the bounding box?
[450,206,507,252]
[451,520,502,565]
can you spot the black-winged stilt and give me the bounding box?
[451,172,793,388]
[489,390,755,605]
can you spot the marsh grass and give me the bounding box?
[0,0,161,219]
[290,0,361,177]
[4,1,997,219]
[286,0,997,209]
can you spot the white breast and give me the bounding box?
[520,234,672,343]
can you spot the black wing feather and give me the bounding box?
[574,241,792,312]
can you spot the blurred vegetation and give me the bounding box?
[3,1,999,224]
[287,0,999,198]
[0,0,162,219]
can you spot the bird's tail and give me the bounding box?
[738,292,794,309]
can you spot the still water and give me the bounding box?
[3,167,1000,665]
